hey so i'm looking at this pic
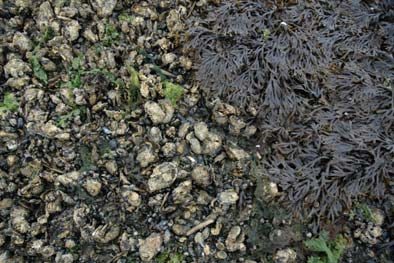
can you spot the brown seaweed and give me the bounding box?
[188,0,394,226]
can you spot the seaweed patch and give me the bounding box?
[188,0,394,225]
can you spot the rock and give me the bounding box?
[0,235,4,247]
[44,191,62,214]
[161,142,176,157]
[58,6,78,18]
[140,82,150,98]
[261,181,280,201]
[212,111,228,125]
[84,178,102,196]
[216,251,227,259]
[91,0,117,17]
[83,28,98,42]
[105,160,117,175]
[6,155,18,167]
[55,253,74,263]
[228,116,246,135]
[31,239,44,253]
[40,122,62,138]
[273,248,297,263]
[212,102,236,124]
[109,139,118,149]
[73,206,89,227]
[6,140,18,151]
[218,190,239,205]
[178,123,191,138]
[12,33,33,51]
[37,2,54,31]
[210,220,223,236]
[176,141,187,155]
[119,232,137,252]
[18,176,43,198]
[64,240,76,249]
[132,4,158,19]
[179,56,192,70]
[243,125,257,137]
[161,53,177,65]
[187,134,202,154]
[0,198,13,210]
[137,143,157,168]
[10,207,30,234]
[56,171,81,187]
[15,0,32,8]
[172,180,192,204]
[156,38,171,51]
[6,76,30,89]
[41,245,55,258]
[159,100,175,123]
[73,89,87,105]
[4,58,31,78]
[148,162,177,192]
[19,160,41,177]
[40,57,57,71]
[371,208,385,226]
[226,145,250,161]
[172,224,188,235]
[144,101,174,124]
[64,20,81,42]
[148,127,162,144]
[192,165,211,187]
[121,187,141,212]
[166,8,185,34]
[55,132,70,141]
[92,224,120,243]
[139,233,163,262]
[269,228,293,247]
[225,226,246,252]
[79,3,94,18]
[194,122,209,141]
[202,133,222,156]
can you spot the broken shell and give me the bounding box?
[192,165,211,187]
[218,190,239,205]
[139,233,163,262]
[172,180,192,204]
[148,162,177,192]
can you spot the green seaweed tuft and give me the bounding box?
[0,93,19,115]
[163,82,184,107]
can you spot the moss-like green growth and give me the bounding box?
[304,231,349,263]
[42,26,55,42]
[156,250,184,263]
[119,13,135,23]
[125,64,141,109]
[90,68,124,88]
[262,28,271,41]
[348,203,378,224]
[63,54,124,90]
[30,55,48,84]
[56,108,81,128]
[163,82,184,106]
[63,55,85,89]
[0,93,19,115]
[79,144,93,172]
[29,26,55,85]
[102,23,120,47]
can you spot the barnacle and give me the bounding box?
[188,0,394,226]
